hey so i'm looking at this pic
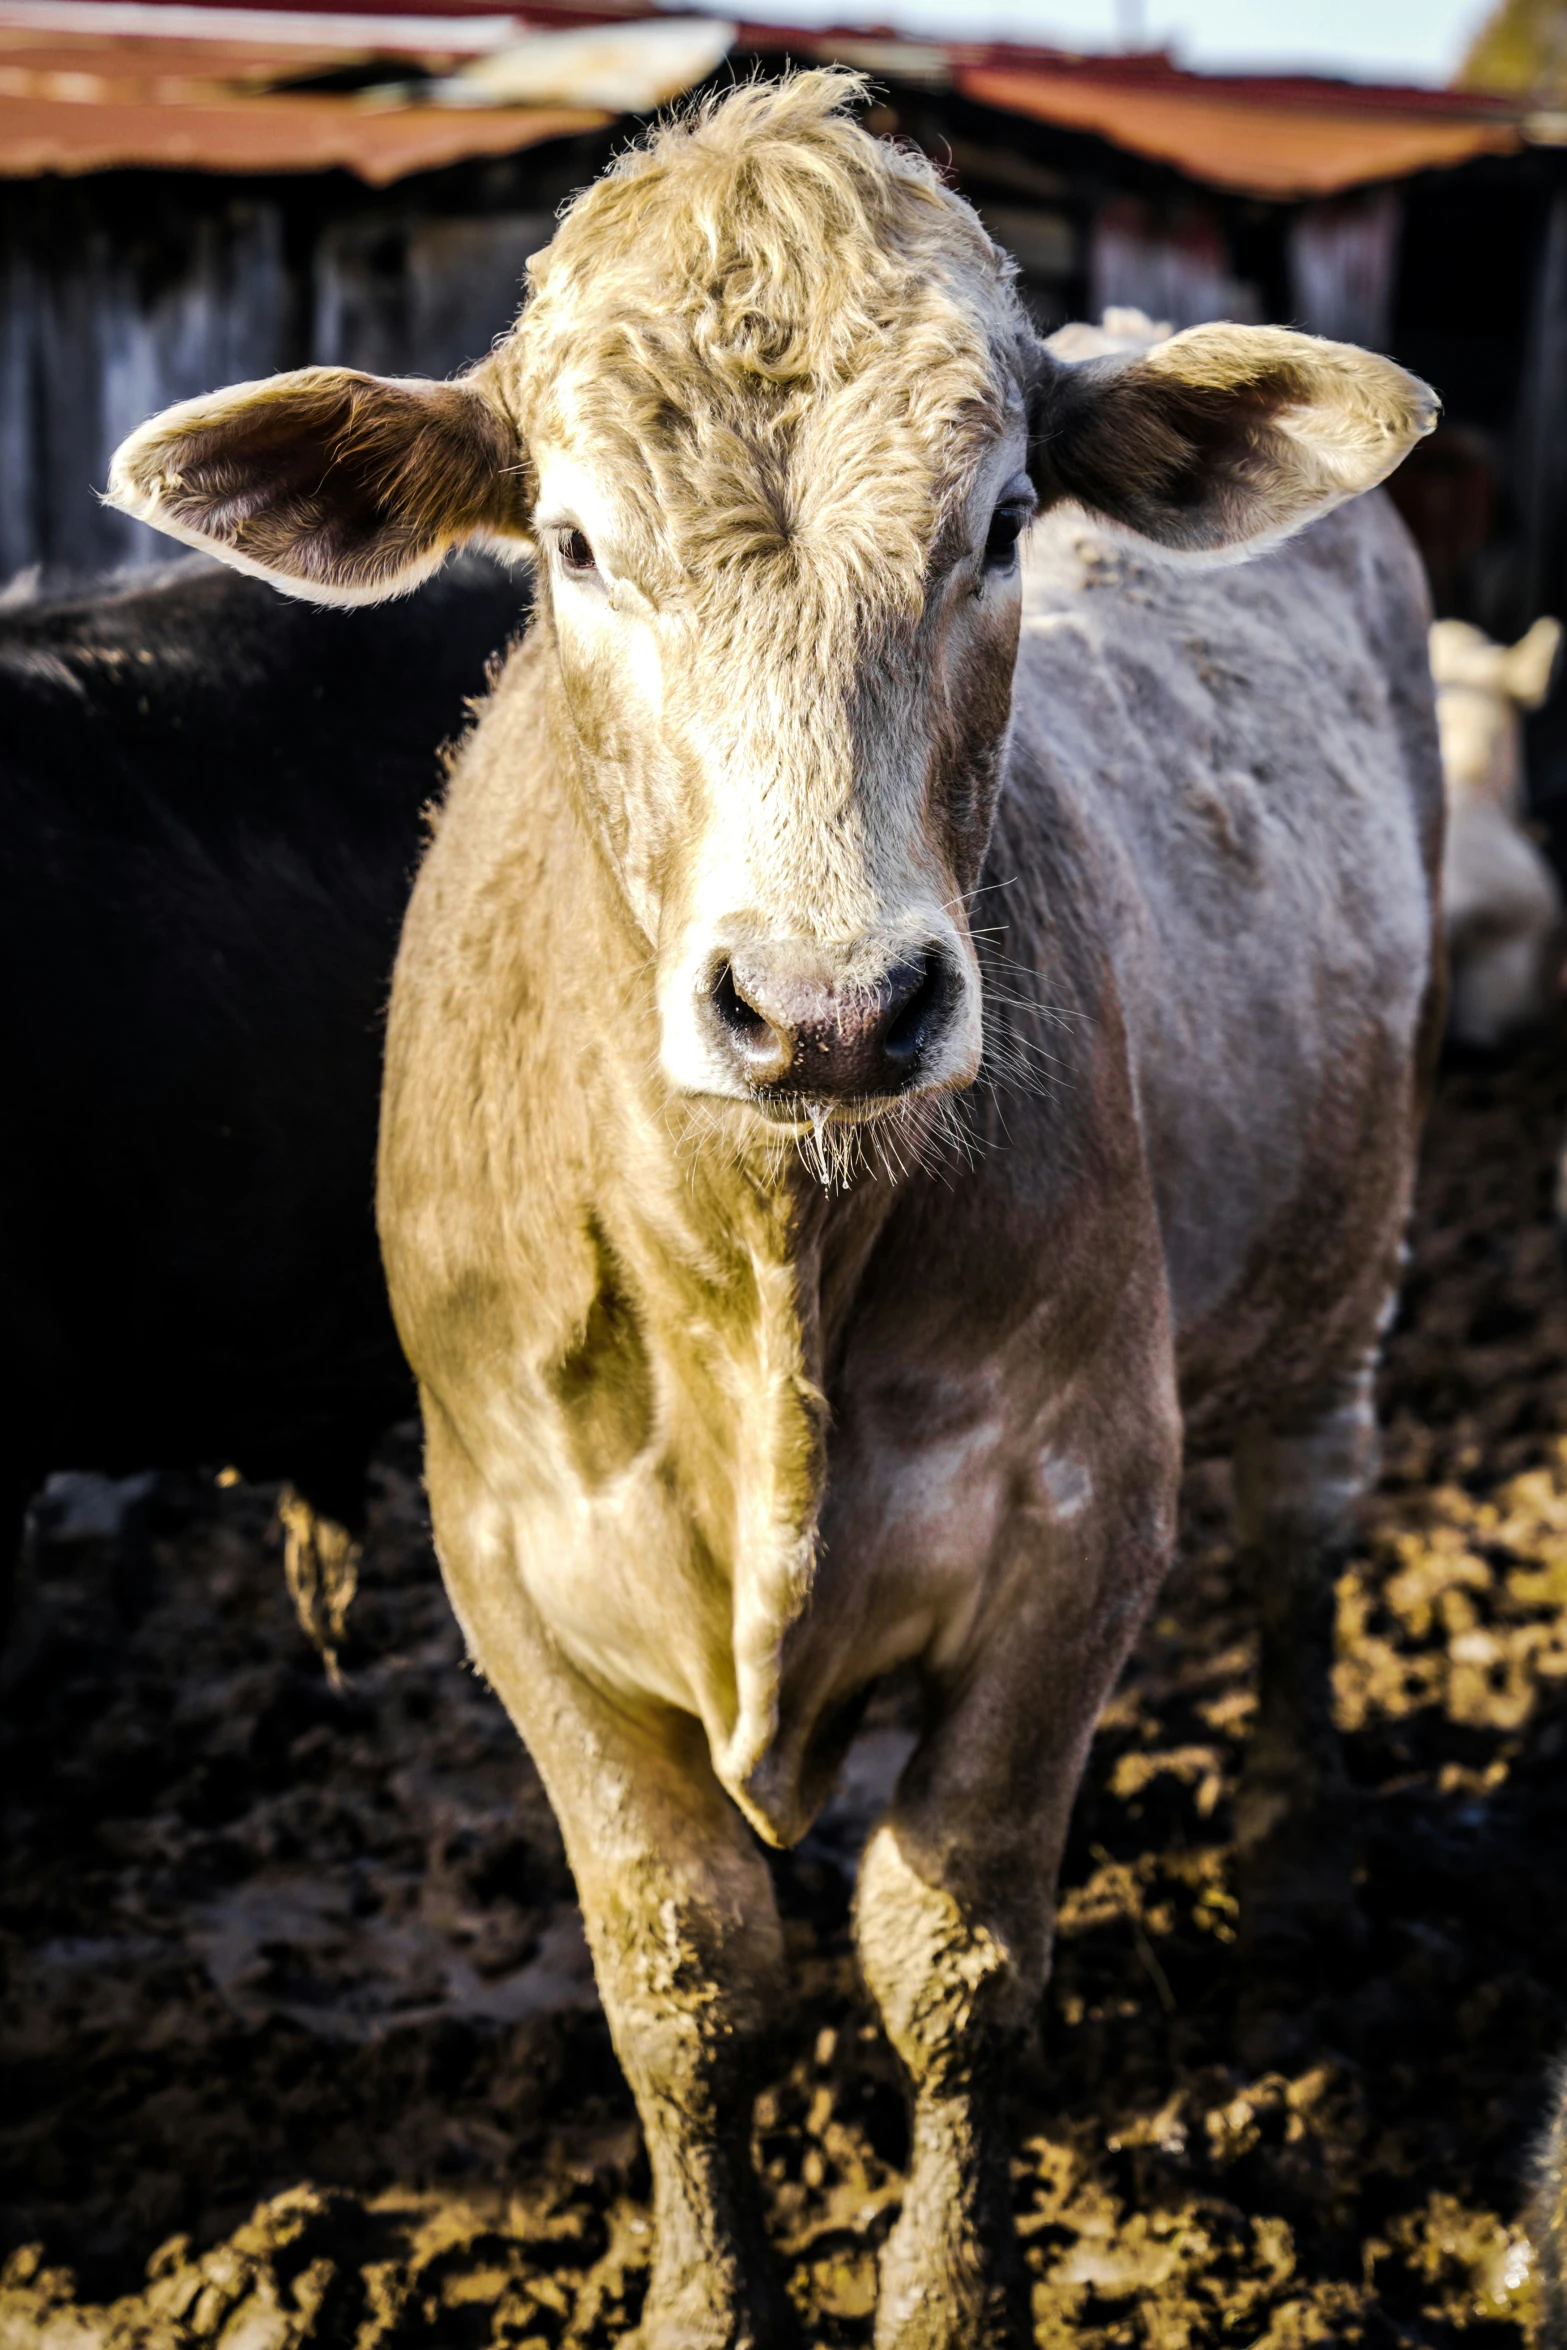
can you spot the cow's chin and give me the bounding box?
[708,1057,981,1130]
[748,1091,914,1131]
[671,1078,974,1190]
[675,1083,947,1134]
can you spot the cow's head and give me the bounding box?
[109,73,1435,1139]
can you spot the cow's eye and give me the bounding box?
[982,501,1029,573]
[558,528,597,573]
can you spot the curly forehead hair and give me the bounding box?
[499,71,1029,594]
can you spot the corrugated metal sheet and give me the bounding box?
[0,3,1533,199]
[415,19,735,108]
[953,62,1521,199]
[0,2,526,56]
[0,4,730,182]
[0,86,607,177]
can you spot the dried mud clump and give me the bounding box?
[6,1037,1567,2347]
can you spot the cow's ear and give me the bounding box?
[1502,616,1562,710]
[1026,324,1437,557]
[106,361,532,604]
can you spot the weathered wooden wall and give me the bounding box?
[0,181,289,577]
[3,116,1561,636]
[0,143,603,585]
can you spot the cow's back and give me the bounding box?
[1005,491,1441,1445]
[0,556,523,1499]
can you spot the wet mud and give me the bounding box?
[6,1037,1567,2346]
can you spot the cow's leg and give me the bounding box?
[570,1719,795,2350]
[427,1445,794,2349]
[472,1669,792,2350]
[1231,1357,1380,1965]
[854,1497,1172,2350]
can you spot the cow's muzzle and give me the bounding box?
[702,940,961,1103]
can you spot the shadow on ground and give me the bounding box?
[6,1038,1567,2345]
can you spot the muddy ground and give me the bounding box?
[7,1038,1567,2347]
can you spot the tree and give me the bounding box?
[1460,0,1567,96]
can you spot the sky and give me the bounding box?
[717,0,1497,86]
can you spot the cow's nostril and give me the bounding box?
[712,961,773,1044]
[703,941,957,1100]
[881,953,947,1070]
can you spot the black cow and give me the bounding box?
[1,554,525,1640]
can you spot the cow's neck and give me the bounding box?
[555,715,904,1831]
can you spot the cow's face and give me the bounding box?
[507,198,1030,1120]
[535,445,1028,1116]
[108,73,1437,1146]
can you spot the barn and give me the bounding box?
[0,0,1557,637]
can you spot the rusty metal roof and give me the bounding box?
[0,0,1534,196]
[726,26,1525,200]
[725,27,1525,199]
[949,55,1522,199]
[0,87,611,178]
[0,2,728,179]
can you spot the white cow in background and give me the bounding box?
[1433,615,1562,1047]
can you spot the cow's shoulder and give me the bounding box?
[1012,491,1437,844]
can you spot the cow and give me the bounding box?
[0,555,523,1662]
[1430,614,1562,1048]
[107,73,1443,2350]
